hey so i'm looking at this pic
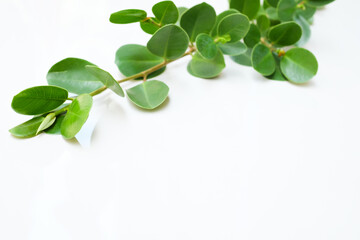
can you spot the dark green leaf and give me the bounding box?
[115,44,165,79]
[280,48,318,84]
[85,66,124,97]
[187,51,225,79]
[231,48,253,67]
[37,113,56,134]
[9,116,45,138]
[229,0,260,20]
[147,24,189,60]
[251,43,276,76]
[140,17,160,34]
[307,0,334,7]
[277,0,297,21]
[45,114,66,135]
[268,21,302,46]
[244,24,261,48]
[126,80,169,110]
[47,58,104,94]
[196,33,217,59]
[61,94,93,139]
[11,86,68,115]
[218,41,247,56]
[217,13,250,43]
[110,9,147,24]
[180,2,216,42]
[152,1,178,25]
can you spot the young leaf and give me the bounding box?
[218,41,247,56]
[244,24,261,48]
[61,94,93,139]
[152,1,179,25]
[11,86,68,115]
[147,24,189,60]
[196,33,218,59]
[217,13,250,43]
[251,43,276,76]
[180,2,216,42]
[47,58,104,94]
[9,116,45,138]
[126,80,169,110]
[85,66,124,97]
[307,0,334,7]
[140,17,161,34]
[45,114,66,135]
[277,0,297,21]
[115,44,165,79]
[268,21,302,46]
[110,9,147,24]
[37,113,56,134]
[231,48,253,67]
[280,48,318,84]
[229,0,260,20]
[187,51,225,79]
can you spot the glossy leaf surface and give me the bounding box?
[244,24,261,48]
[251,44,276,76]
[211,9,239,37]
[110,9,147,24]
[9,117,45,138]
[45,114,66,135]
[37,113,56,134]
[218,41,247,56]
[188,51,225,79]
[268,22,302,46]
[196,33,217,59]
[152,1,178,25]
[277,0,297,21]
[140,18,160,34]
[229,0,260,20]
[217,13,250,43]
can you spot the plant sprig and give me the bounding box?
[9,0,334,140]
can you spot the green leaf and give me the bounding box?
[9,116,45,138]
[126,80,169,110]
[296,4,316,20]
[140,17,160,34]
[61,94,93,139]
[211,9,239,37]
[115,44,165,79]
[265,53,287,81]
[231,48,253,67]
[218,41,247,56]
[196,33,217,59]
[266,7,279,20]
[180,2,216,42]
[147,24,189,60]
[277,0,297,21]
[176,7,188,25]
[217,13,250,43]
[251,43,276,76]
[265,0,280,8]
[256,14,270,34]
[85,66,124,97]
[187,50,225,79]
[268,21,302,46]
[45,114,66,135]
[294,14,311,47]
[37,113,56,134]
[152,1,178,25]
[244,24,261,48]
[47,58,104,94]
[109,9,147,24]
[280,48,318,84]
[11,86,68,115]
[307,0,334,7]
[229,0,260,20]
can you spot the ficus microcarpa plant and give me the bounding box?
[9,0,334,139]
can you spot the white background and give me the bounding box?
[1,0,360,239]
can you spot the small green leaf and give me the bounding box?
[85,66,124,97]
[152,1,178,25]
[61,94,93,139]
[244,24,261,48]
[280,48,318,84]
[277,0,297,21]
[147,24,189,60]
[110,9,147,24]
[11,86,68,115]
[187,51,225,79]
[307,0,334,7]
[251,43,276,76]
[231,48,253,67]
[196,33,218,59]
[37,113,56,134]
[211,9,239,37]
[217,13,250,43]
[126,80,169,110]
[296,4,316,20]
[268,21,302,46]
[265,53,287,81]
[294,14,311,47]
[229,0,260,20]
[9,116,45,138]
[256,15,270,34]
[115,44,165,79]
[180,2,216,42]
[140,17,160,34]
[45,114,66,135]
[47,58,104,94]
[218,41,247,56]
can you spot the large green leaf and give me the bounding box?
[218,41,247,56]
[187,51,225,79]
[251,43,276,76]
[229,0,260,20]
[115,44,166,79]
[37,113,56,134]
[45,114,66,135]
[211,9,239,37]
[268,21,302,46]
[126,80,169,110]
[110,9,147,24]
[280,48,318,84]
[85,66,124,97]
[231,48,253,67]
[277,0,297,21]
[217,13,250,43]
[61,94,93,139]
[9,116,45,138]
[196,33,217,59]
[147,24,189,60]
[180,2,216,42]
[152,1,178,25]
[11,86,68,115]
[47,58,104,94]
[307,0,334,7]
[244,24,261,48]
